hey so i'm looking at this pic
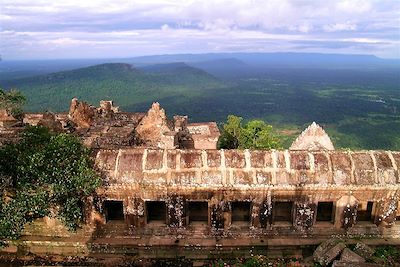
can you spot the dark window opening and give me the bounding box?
[231,201,251,224]
[274,201,293,223]
[358,201,373,222]
[188,201,208,224]
[316,202,334,222]
[104,200,124,221]
[146,201,166,224]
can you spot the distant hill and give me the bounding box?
[0,63,226,112]
[187,58,252,79]
[1,52,398,81]
[130,52,400,69]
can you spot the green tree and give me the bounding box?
[0,88,26,118]
[218,115,242,149]
[0,126,101,244]
[218,115,281,150]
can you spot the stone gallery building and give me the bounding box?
[0,99,399,261]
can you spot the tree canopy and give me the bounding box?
[218,115,281,150]
[0,88,26,118]
[0,126,101,244]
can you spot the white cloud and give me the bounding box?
[323,22,357,32]
[0,0,399,59]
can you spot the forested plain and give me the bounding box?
[1,53,399,150]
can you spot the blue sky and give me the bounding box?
[1,0,399,60]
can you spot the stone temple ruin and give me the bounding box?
[0,99,399,264]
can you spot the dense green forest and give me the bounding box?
[1,54,399,150]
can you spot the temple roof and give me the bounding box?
[96,148,400,187]
[290,122,334,151]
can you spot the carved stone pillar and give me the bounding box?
[125,197,145,228]
[293,200,316,232]
[336,195,358,229]
[375,195,398,227]
[166,195,185,228]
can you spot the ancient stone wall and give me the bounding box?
[95,148,400,233]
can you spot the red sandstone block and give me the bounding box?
[330,153,352,185]
[143,173,167,184]
[256,170,272,184]
[352,153,375,185]
[118,150,143,172]
[171,171,197,185]
[250,150,265,168]
[330,152,352,170]
[201,170,223,185]
[145,149,163,170]
[290,152,310,170]
[374,152,393,169]
[276,151,286,168]
[206,150,221,167]
[224,150,245,168]
[232,170,252,185]
[167,150,177,168]
[313,152,330,172]
[392,152,400,168]
[275,170,290,185]
[96,150,118,170]
[180,150,202,168]
[291,170,313,185]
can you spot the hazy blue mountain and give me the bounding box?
[2,52,398,81]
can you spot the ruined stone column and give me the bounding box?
[293,200,316,233]
[336,195,358,230]
[166,195,186,228]
[126,197,145,228]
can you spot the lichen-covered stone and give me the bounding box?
[353,242,375,260]
[340,248,365,263]
[313,239,346,266]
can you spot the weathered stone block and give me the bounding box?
[313,152,330,171]
[167,150,177,168]
[180,150,202,169]
[352,153,375,185]
[290,152,310,170]
[275,170,290,184]
[353,242,375,259]
[332,262,381,267]
[225,150,245,168]
[330,152,351,185]
[96,150,118,170]
[374,152,393,169]
[313,239,346,266]
[340,248,365,263]
[250,151,265,168]
[142,173,167,185]
[276,151,286,168]
[145,150,163,170]
[232,170,252,185]
[201,170,222,185]
[291,170,312,185]
[256,170,272,184]
[206,150,221,167]
[118,150,143,172]
[171,171,197,185]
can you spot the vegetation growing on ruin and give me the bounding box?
[0,126,101,244]
[0,88,25,119]
[218,115,281,149]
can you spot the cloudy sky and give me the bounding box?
[1,0,399,60]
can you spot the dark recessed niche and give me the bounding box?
[104,200,124,221]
